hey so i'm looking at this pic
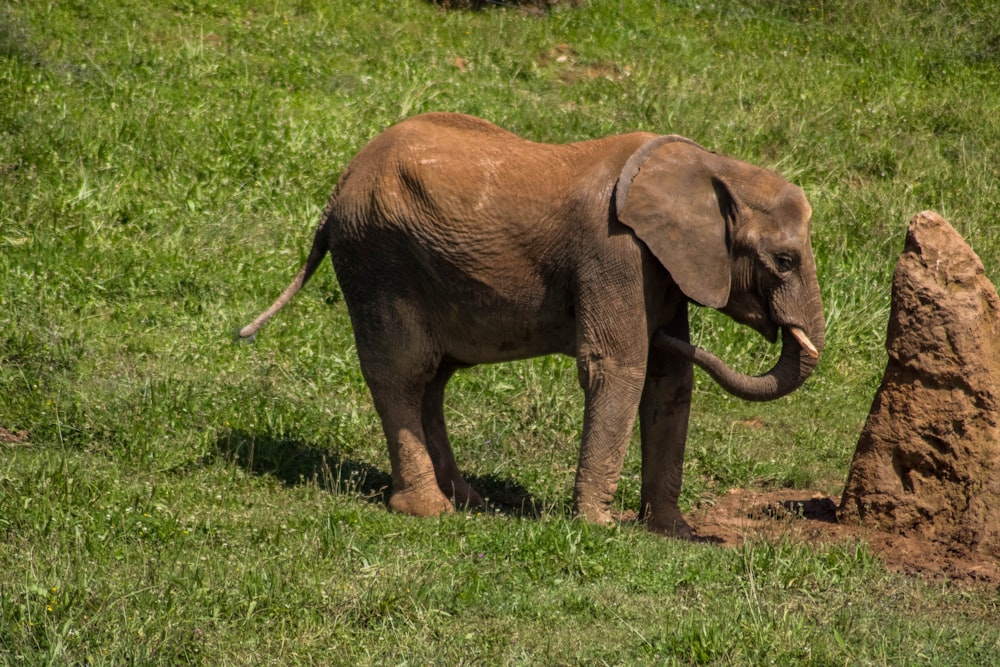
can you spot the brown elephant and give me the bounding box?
[239,112,824,536]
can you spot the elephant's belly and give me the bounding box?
[441,316,576,364]
[403,252,578,363]
[427,296,577,365]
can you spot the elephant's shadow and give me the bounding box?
[214,430,543,518]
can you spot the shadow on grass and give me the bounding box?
[213,430,542,518]
[215,430,391,505]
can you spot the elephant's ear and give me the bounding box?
[615,136,735,308]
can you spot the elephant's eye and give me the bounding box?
[774,254,796,273]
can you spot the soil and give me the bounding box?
[0,426,29,444]
[686,488,1000,585]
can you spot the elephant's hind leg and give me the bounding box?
[422,364,484,510]
[367,377,454,517]
[355,319,453,517]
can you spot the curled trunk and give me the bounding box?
[653,324,823,402]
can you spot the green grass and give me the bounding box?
[2,0,1000,663]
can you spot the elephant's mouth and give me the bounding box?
[759,320,779,344]
[728,313,818,359]
[745,305,820,358]
[722,298,778,343]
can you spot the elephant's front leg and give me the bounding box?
[573,349,647,524]
[638,308,694,537]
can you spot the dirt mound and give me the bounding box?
[839,211,1000,561]
[688,488,1000,583]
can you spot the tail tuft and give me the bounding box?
[235,327,257,343]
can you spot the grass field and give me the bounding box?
[2,0,999,663]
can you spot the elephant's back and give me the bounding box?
[386,112,520,141]
[345,112,526,185]
[327,114,565,243]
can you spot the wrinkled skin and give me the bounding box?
[240,113,824,536]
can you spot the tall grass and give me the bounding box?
[2,0,999,663]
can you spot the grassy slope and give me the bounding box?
[2,0,999,663]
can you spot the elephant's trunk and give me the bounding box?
[653,320,823,402]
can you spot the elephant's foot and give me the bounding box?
[388,484,454,517]
[573,498,615,526]
[644,508,693,539]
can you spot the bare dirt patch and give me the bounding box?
[0,426,29,445]
[688,488,1000,584]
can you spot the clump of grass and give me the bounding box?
[0,9,38,64]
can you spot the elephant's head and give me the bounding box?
[615,136,824,401]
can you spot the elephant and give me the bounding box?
[239,112,824,536]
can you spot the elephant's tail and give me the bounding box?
[237,221,329,340]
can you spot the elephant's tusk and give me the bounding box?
[789,326,819,359]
